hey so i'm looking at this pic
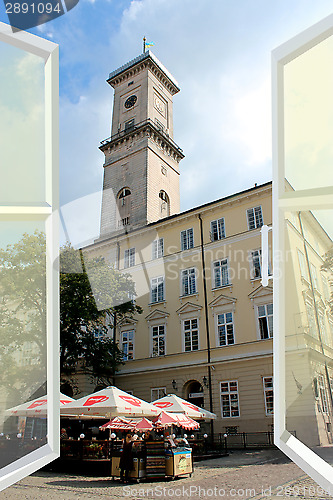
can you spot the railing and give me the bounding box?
[100,118,183,154]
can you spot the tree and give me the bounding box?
[60,243,142,389]
[0,232,142,401]
[0,231,47,403]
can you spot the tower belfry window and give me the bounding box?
[117,188,131,227]
[159,190,170,217]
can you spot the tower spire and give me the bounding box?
[143,36,146,53]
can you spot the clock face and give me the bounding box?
[124,95,137,109]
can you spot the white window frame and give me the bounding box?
[210,218,225,241]
[217,312,235,346]
[151,387,166,402]
[151,276,165,303]
[124,247,135,268]
[180,228,194,251]
[181,267,197,296]
[318,374,329,414]
[246,205,263,230]
[310,263,319,290]
[257,303,273,339]
[263,376,274,415]
[297,249,308,280]
[183,318,199,352]
[272,14,333,492]
[152,238,164,259]
[151,324,166,357]
[220,380,240,418]
[0,23,59,491]
[250,249,262,279]
[213,258,230,288]
[121,330,135,361]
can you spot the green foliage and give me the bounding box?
[0,232,142,399]
[59,242,142,388]
[0,231,47,400]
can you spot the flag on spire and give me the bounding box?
[143,37,154,52]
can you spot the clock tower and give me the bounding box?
[99,50,184,238]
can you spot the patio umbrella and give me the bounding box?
[172,413,200,430]
[61,386,159,418]
[5,393,74,418]
[100,417,136,431]
[135,417,154,431]
[152,411,178,428]
[152,394,216,420]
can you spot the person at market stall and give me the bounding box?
[60,428,68,439]
[119,433,133,483]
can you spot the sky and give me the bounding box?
[1,0,333,246]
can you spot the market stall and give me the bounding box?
[58,388,217,480]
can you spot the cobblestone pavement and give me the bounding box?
[0,449,331,500]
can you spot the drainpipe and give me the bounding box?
[198,213,214,442]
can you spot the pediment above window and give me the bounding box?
[176,302,203,316]
[248,285,273,307]
[145,309,170,322]
[209,294,237,309]
[118,317,138,328]
[248,285,273,300]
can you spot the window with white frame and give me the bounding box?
[213,259,229,288]
[181,228,194,250]
[183,318,199,351]
[220,381,240,417]
[121,330,134,361]
[251,250,262,279]
[151,387,166,401]
[152,238,164,259]
[258,304,273,339]
[247,206,263,230]
[318,374,329,414]
[181,268,197,296]
[151,276,165,303]
[305,301,317,337]
[318,312,328,345]
[297,249,308,279]
[321,274,330,301]
[124,248,135,268]
[217,312,234,346]
[152,325,166,356]
[263,376,273,415]
[310,263,319,290]
[211,218,225,241]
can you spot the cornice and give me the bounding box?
[107,51,180,95]
[100,120,184,163]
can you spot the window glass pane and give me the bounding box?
[0,42,45,204]
[284,209,333,450]
[0,220,47,468]
[284,35,333,192]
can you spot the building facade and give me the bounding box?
[82,50,333,444]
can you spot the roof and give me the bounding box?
[107,50,180,92]
[90,181,272,247]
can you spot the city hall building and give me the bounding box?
[81,50,333,444]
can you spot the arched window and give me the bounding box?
[159,190,170,217]
[117,187,131,227]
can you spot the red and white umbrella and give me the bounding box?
[135,417,154,431]
[152,394,216,420]
[173,413,200,430]
[5,393,74,417]
[152,411,178,428]
[100,417,136,431]
[61,386,159,418]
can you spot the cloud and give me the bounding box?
[35,0,333,244]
